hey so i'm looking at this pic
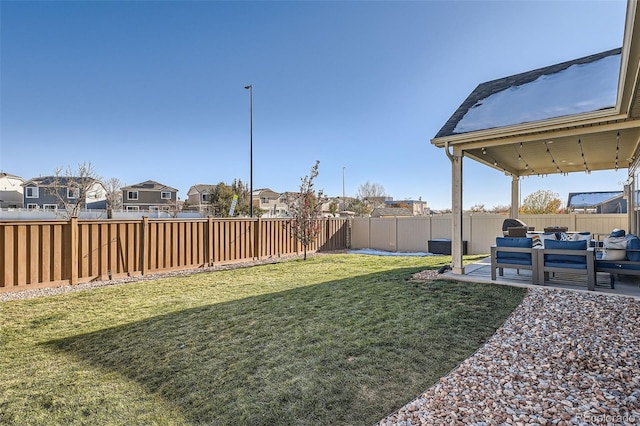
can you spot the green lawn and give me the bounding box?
[0,253,525,426]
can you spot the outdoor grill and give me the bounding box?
[501,218,531,237]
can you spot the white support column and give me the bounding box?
[449,144,465,274]
[510,175,520,219]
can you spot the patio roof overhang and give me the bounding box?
[431,2,640,179]
[434,114,640,177]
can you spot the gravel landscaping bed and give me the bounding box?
[378,287,640,426]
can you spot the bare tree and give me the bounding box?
[285,160,327,260]
[163,196,181,218]
[356,180,387,200]
[489,204,511,214]
[103,177,123,218]
[469,204,487,212]
[351,181,387,215]
[47,161,103,219]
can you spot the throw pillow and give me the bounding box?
[610,229,626,238]
[601,249,627,261]
[539,233,558,243]
[526,233,542,248]
[604,236,627,249]
[571,232,591,242]
[602,236,628,260]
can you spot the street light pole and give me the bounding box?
[342,166,346,200]
[244,84,253,217]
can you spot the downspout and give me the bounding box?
[444,140,455,163]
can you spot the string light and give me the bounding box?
[482,150,499,169]
[577,138,589,174]
[514,144,530,173]
[544,141,564,174]
[616,132,620,171]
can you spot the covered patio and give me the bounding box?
[432,0,640,283]
[440,256,640,298]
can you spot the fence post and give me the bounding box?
[326,218,331,250]
[140,216,148,275]
[70,217,78,285]
[255,217,261,260]
[207,217,214,266]
[395,216,399,252]
[469,214,473,255]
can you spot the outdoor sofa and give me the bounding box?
[492,230,640,290]
[491,232,595,290]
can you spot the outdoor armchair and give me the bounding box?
[537,239,595,290]
[491,237,537,283]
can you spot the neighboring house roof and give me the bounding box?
[121,180,178,192]
[0,172,25,180]
[371,207,413,217]
[567,191,623,208]
[254,188,280,198]
[22,176,101,187]
[187,184,215,195]
[436,48,621,138]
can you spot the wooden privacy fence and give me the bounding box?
[0,217,349,293]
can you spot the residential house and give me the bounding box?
[567,191,627,213]
[384,199,429,216]
[186,184,216,213]
[0,172,25,208]
[121,180,178,212]
[21,176,107,211]
[320,197,355,217]
[254,188,288,217]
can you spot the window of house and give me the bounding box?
[27,203,38,209]
[67,188,79,199]
[127,191,139,200]
[43,204,57,211]
[202,192,210,202]
[149,206,159,212]
[25,187,39,198]
[126,205,139,211]
[161,191,171,200]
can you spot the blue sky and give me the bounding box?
[0,0,628,210]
